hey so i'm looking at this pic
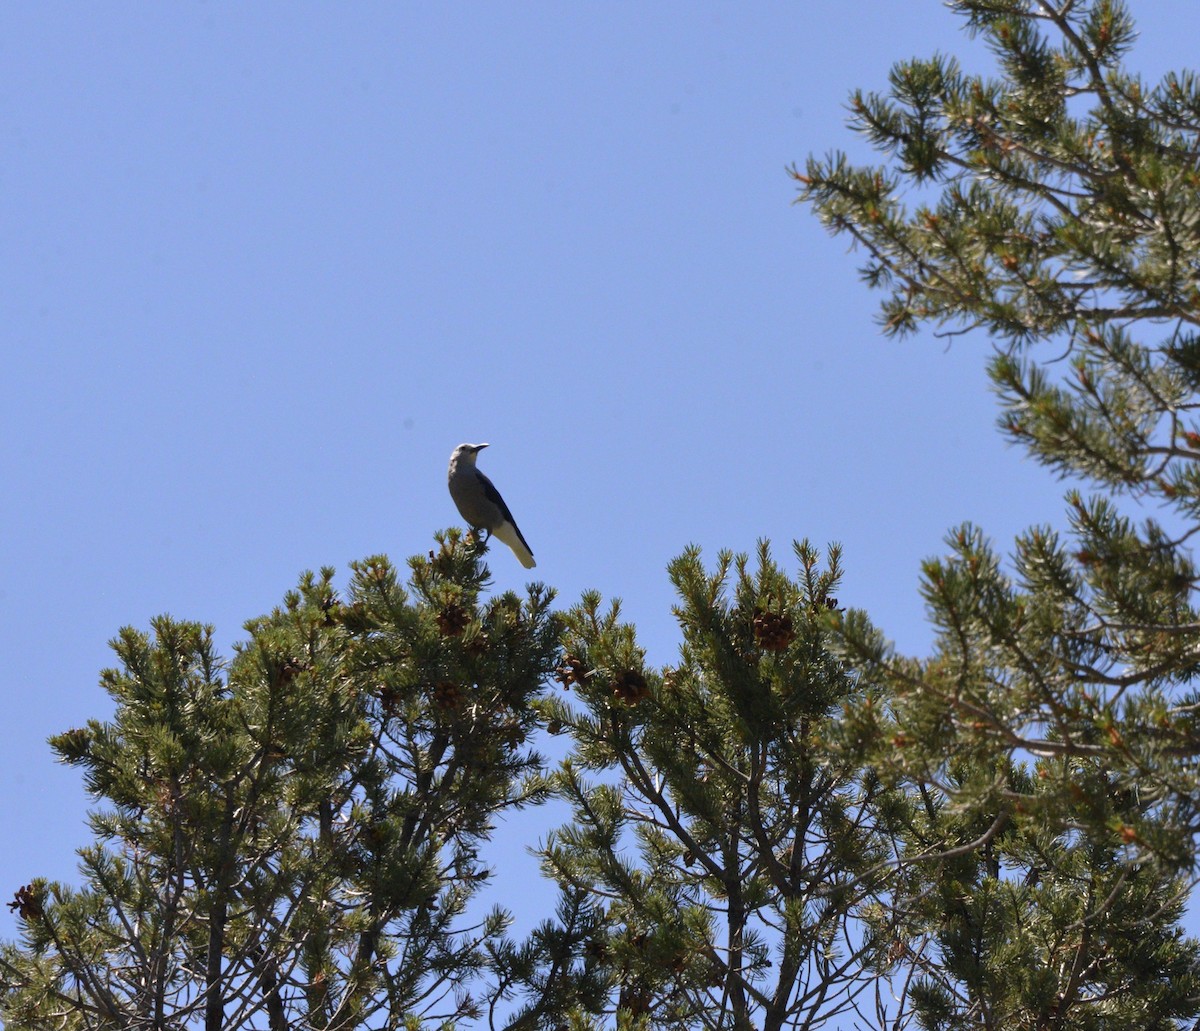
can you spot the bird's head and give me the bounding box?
[451,442,489,465]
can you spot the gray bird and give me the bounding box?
[447,443,536,569]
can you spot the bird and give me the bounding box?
[447,443,536,568]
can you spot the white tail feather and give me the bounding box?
[492,521,536,569]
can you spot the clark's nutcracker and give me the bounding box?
[447,443,536,569]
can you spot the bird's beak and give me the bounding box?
[476,443,490,451]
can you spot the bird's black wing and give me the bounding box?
[477,470,535,554]
[475,470,514,523]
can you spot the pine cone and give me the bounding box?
[432,680,463,709]
[611,669,650,704]
[584,937,608,962]
[555,654,588,690]
[752,608,795,651]
[278,657,306,685]
[619,982,651,1016]
[377,684,401,715]
[435,603,471,637]
[8,884,43,920]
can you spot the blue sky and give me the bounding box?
[3,2,1197,950]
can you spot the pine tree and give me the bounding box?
[795,1,1200,1026]
[505,543,916,1030]
[1,537,560,1030]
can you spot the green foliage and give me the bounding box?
[1,536,561,1030]
[796,0,1200,506]
[796,1,1200,1026]
[516,542,914,1030]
